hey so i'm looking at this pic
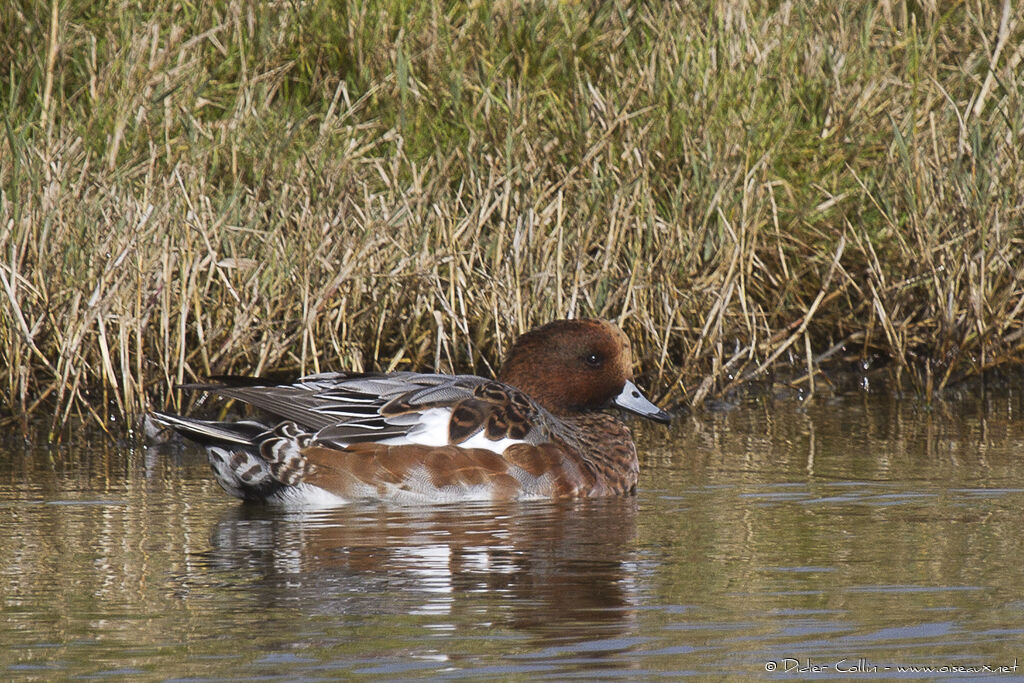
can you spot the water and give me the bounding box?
[3,391,1024,680]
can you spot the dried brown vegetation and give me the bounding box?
[1,1,1022,437]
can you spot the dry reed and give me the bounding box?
[1,1,1022,438]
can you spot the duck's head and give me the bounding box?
[498,319,671,424]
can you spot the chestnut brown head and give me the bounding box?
[498,319,670,423]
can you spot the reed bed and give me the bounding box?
[1,0,1022,437]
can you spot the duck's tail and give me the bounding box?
[150,412,284,502]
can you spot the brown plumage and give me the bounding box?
[150,318,671,506]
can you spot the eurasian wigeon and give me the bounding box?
[152,318,671,506]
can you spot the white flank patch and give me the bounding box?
[377,406,528,455]
[457,431,525,454]
[378,407,452,447]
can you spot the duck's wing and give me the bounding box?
[182,371,552,448]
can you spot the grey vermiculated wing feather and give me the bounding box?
[307,375,488,448]
[213,384,344,431]
[203,372,489,434]
[314,420,411,446]
[307,373,485,412]
[404,379,483,405]
[317,373,477,400]
[304,371,424,389]
[206,372,398,429]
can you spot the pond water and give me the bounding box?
[2,390,1023,680]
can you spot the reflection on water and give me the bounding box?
[2,390,1024,679]
[197,498,640,638]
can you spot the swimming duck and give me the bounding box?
[152,318,671,506]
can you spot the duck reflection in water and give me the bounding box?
[189,497,641,642]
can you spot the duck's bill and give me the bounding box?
[614,380,672,424]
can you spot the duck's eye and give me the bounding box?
[583,352,602,368]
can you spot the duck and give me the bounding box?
[151,318,671,506]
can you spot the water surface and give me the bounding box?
[2,391,1023,679]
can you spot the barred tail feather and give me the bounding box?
[151,411,284,501]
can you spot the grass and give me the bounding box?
[1,0,1022,438]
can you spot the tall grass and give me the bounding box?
[1,0,1022,437]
